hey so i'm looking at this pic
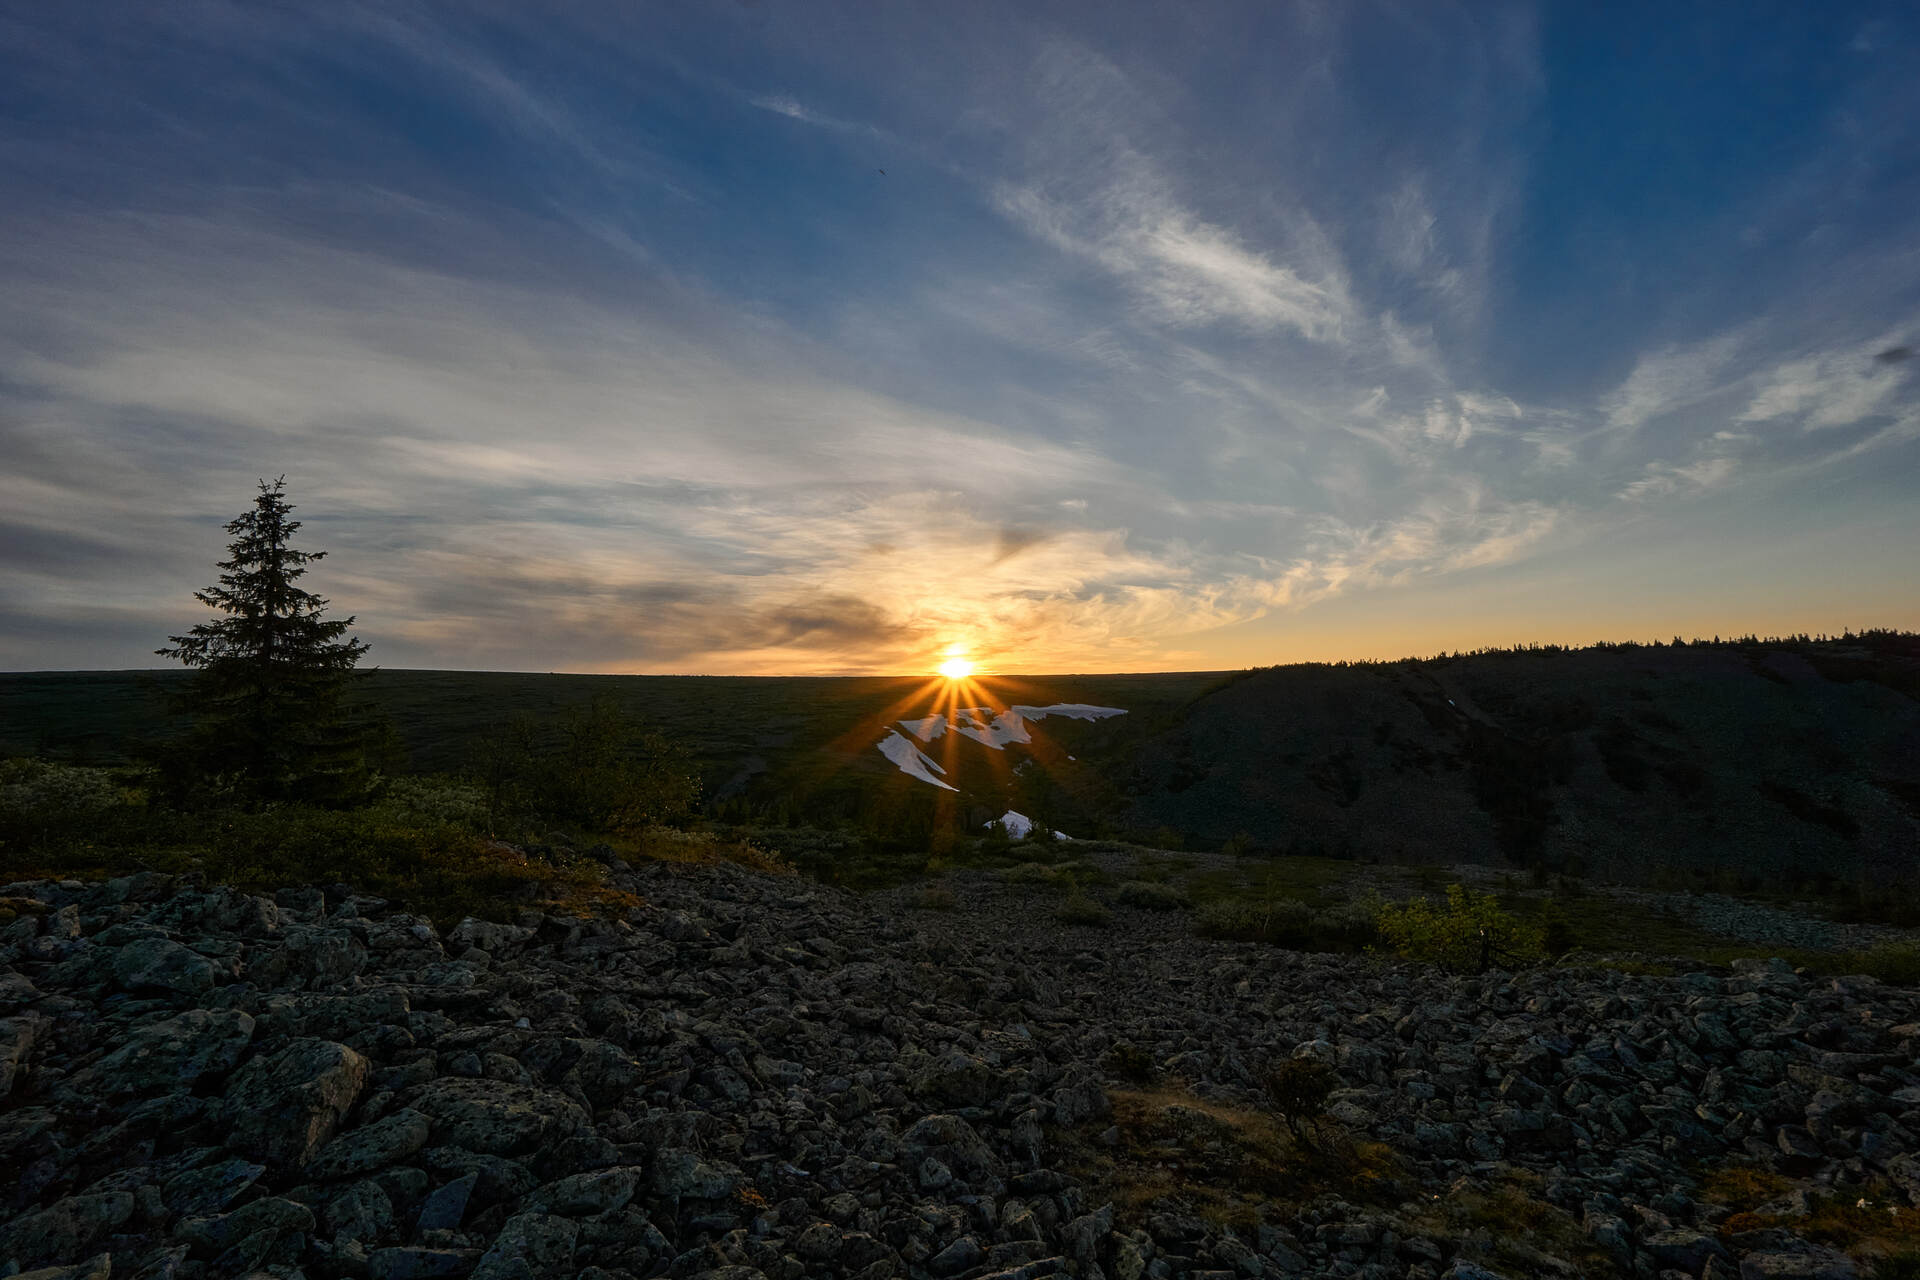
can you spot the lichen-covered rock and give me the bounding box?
[178,1196,316,1254]
[410,1077,589,1156]
[306,1107,433,1178]
[0,1192,134,1269]
[368,1246,483,1280]
[12,1255,112,1280]
[1,1011,48,1096]
[111,936,217,994]
[222,1037,369,1164]
[86,1008,255,1094]
[523,1165,644,1215]
[649,1149,740,1200]
[470,1212,578,1280]
[161,1154,267,1216]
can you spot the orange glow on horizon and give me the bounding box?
[937,657,975,680]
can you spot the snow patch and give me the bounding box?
[994,810,1069,841]
[899,716,947,743]
[876,730,957,792]
[875,702,1126,792]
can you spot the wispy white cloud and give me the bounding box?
[1601,333,1746,430]
[1738,340,1910,429]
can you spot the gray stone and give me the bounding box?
[12,1255,112,1280]
[1740,1250,1857,1280]
[411,1077,589,1156]
[900,1113,1005,1184]
[416,1172,480,1234]
[307,1107,433,1178]
[930,1237,984,1275]
[327,1178,398,1244]
[0,1013,48,1097]
[0,1193,134,1268]
[524,1165,644,1215]
[161,1155,266,1215]
[368,1247,481,1280]
[89,1008,255,1093]
[650,1148,740,1199]
[112,937,217,994]
[179,1196,316,1253]
[1644,1229,1731,1275]
[910,1049,1002,1107]
[223,1037,369,1164]
[471,1212,578,1280]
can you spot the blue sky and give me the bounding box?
[2,2,1916,673]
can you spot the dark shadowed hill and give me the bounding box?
[4,635,1916,889]
[1082,635,1920,889]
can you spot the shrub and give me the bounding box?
[1194,897,1313,945]
[1193,896,1381,952]
[1116,879,1188,910]
[1003,862,1070,888]
[1263,1057,1339,1148]
[1056,888,1112,926]
[1375,884,1547,973]
[1846,939,1920,986]
[1103,1041,1159,1083]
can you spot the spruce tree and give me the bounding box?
[157,477,371,802]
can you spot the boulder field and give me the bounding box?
[1,861,1917,1280]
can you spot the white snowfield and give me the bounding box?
[875,730,957,792]
[877,702,1126,794]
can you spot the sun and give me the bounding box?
[938,657,974,680]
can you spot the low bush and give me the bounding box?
[1056,888,1112,926]
[913,884,959,911]
[1004,862,1072,888]
[1194,896,1312,945]
[1115,879,1187,910]
[1193,895,1380,952]
[1103,1041,1159,1083]
[1375,884,1547,973]
[1844,939,1920,986]
[1263,1057,1339,1148]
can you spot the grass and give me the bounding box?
[1403,1171,1615,1278]
[1700,1164,1920,1269]
[1059,1083,1402,1231]
[4,803,638,930]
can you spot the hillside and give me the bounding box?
[1091,636,1920,890]
[3,634,1916,889]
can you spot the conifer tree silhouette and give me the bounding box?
[158,477,371,801]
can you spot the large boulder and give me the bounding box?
[0,1193,134,1270]
[86,1008,255,1093]
[306,1107,433,1178]
[471,1212,577,1280]
[899,1114,1005,1186]
[112,936,217,994]
[411,1078,589,1157]
[222,1038,369,1165]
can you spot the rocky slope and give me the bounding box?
[3,859,1918,1280]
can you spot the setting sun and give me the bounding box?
[937,657,974,680]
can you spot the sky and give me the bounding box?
[2,2,1917,675]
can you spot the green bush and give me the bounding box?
[1003,862,1071,887]
[1116,879,1188,910]
[1845,939,1920,986]
[1192,895,1382,952]
[1375,884,1547,973]
[1056,888,1112,926]
[1103,1040,1159,1083]
[1195,897,1313,945]
[1263,1057,1339,1147]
